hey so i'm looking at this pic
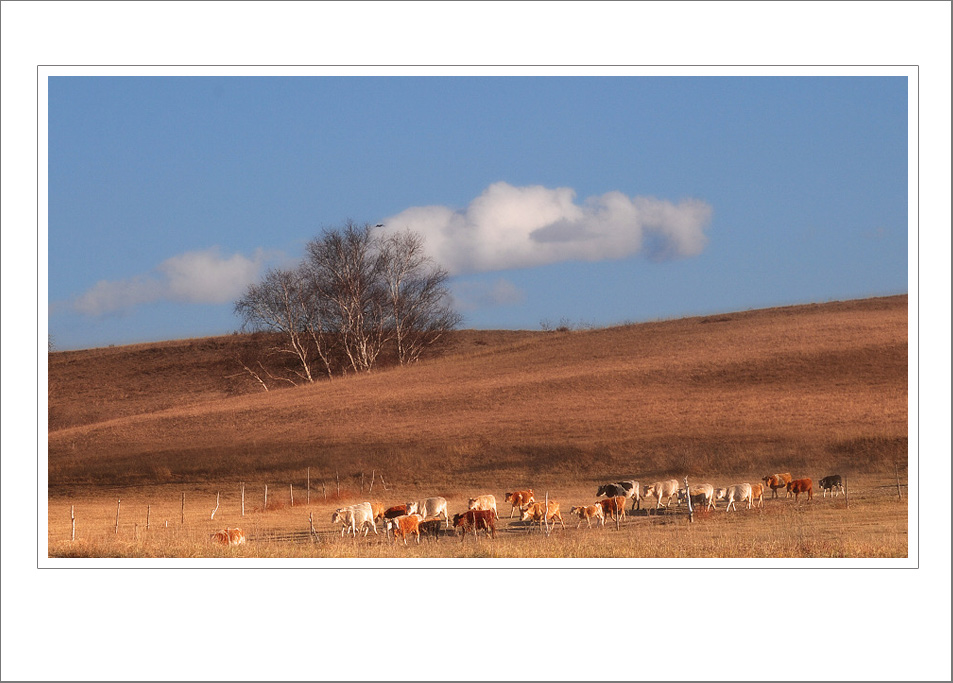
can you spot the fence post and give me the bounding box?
[336,471,340,497]
[146,504,151,530]
[895,461,903,501]
[685,477,693,523]
[369,469,375,494]
[115,498,121,534]
[70,505,75,541]
[241,482,245,517]
[290,483,294,508]
[264,484,268,511]
[211,492,220,520]
[307,468,311,505]
[544,491,550,536]
[844,476,850,509]
[361,471,365,494]
[181,491,185,525]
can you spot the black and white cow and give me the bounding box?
[818,474,844,498]
[596,480,641,511]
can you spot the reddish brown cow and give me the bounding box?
[383,504,408,520]
[504,490,535,518]
[391,514,423,545]
[520,500,566,529]
[210,528,246,546]
[453,509,496,541]
[762,473,793,498]
[750,483,765,509]
[370,501,386,522]
[598,496,627,522]
[786,478,814,502]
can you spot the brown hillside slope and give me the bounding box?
[47,296,907,488]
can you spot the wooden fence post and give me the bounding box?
[336,471,340,497]
[241,482,245,517]
[290,483,294,508]
[323,482,327,500]
[369,469,375,494]
[307,468,311,506]
[211,492,220,520]
[181,491,185,525]
[309,511,318,542]
[264,484,268,511]
[685,477,693,524]
[895,461,903,500]
[844,476,850,509]
[146,504,151,530]
[361,471,365,494]
[544,491,550,536]
[115,498,121,534]
[70,505,75,541]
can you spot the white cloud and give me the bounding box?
[71,247,268,316]
[381,182,713,274]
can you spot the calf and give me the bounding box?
[787,478,813,503]
[521,500,566,529]
[750,483,765,509]
[819,475,844,498]
[418,517,443,541]
[210,527,246,546]
[453,509,496,541]
[597,496,627,522]
[389,514,423,545]
[762,472,794,498]
[467,494,499,519]
[680,483,716,512]
[504,490,535,518]
[570,504,605,528]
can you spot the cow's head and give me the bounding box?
[331,510,346,524]
[520,505,539,522]
[467,498,478,509]
[452,513,466,527]
[405,502,419,515]
[596,485,609,497]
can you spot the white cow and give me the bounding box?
[467,494,498,519]
[723,484,753,513]
[406,497,451,529]
[643,479,680,509]
[331,502,378,536]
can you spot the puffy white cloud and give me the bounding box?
[72,247,268,316]
[381,182,713,274]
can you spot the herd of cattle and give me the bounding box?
[209,472,846,546]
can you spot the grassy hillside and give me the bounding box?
[47,295,907,490]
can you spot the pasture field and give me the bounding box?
[47,295,908,559]
[47,474,907,559]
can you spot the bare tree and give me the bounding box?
[380,229,461,365]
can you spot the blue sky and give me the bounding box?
[47,75,908,350]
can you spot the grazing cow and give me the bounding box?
[596,480,641,511]
[762,472,794,498]
[390,514,423,545]
[750,483,765,509]
[643,479,680,509]
[370,501,386,522]
[467,494,499,519]
[405,497,451,529]
[384,504,409,520]
[504,490,535,518]
[418,517,443,541]
[570,504,605,528]
[787,478,814,503]
[331,502,378,537]
[679,483,716,512]
[724,484,753,513]
[210,527,246,546]
[597,496,627,522]
[453,509,496,541]
[819,475,844,498]
[520,500,566,529]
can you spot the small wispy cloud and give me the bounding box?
[452,278,526,311]
[381,182,713,274]
[71,247,270,316]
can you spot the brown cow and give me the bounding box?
[750,483,765,509]
[762,472,793,498]
[520,500,566,529]
[786,478,813,503]
[383,504,408,520]
[504,490,535,518]
[390,514,423,545]
[210,527,246,546]
[453,509,496,541]
[570,504,605,528]
[370,501,386,522]
[597,496,627,522]
[418,517,443,541]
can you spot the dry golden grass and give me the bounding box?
[47,295,907,557]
